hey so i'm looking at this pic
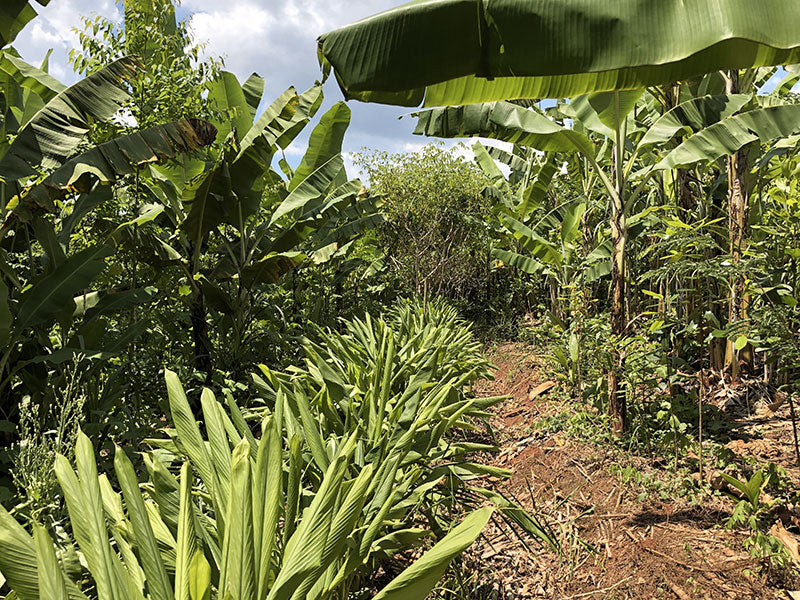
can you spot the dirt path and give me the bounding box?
[466,342,800,600]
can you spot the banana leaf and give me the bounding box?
[0,56,140,184]
[319,0,800,106]
[9,118,217,220]
[0,0,50,48]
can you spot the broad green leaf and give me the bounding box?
[473,488,556,551]
[209,71,253,144]
[500,214,561,264]
[584,259,612,283]
[0,502,39,600]
[165,370,217,492]
[188,552,211,600]
[638,94,752,148]
[240,252,301,287]
[492,248,544,274]
[253,416,282,600]
[114,448,173,600]
[200,389,232,494]
[15,244,114,331]
[519,153,557,218]
[31,216,65,272]
[372,507,493,599]
[174,463,198,600]
[472,141,508,191]
[770,70,800,97]
[58,185,114,242]
[0,0,50,48]
[414,102,594,156]
[319,0,800,106]
[38,47,51,72]
[15,119,217,217]
[302,465,375,599]
[0,56,139,184]
[288,101,351,191]
[238,85,321,163]
[734,334,748,351]
[241,73,265,120]
[77,287,157,322]
[312,212,383,256]
[181,159,233,244]
[657,104,800,169]
[55,431,126,600]
[119,203,164,228]
[292,389,330,472]
[32,525,69,600]
[561,91,643,138]
[269,439,356,600]
[219,441,255,600]
[270,154,345,224]
[560,202,585,245]
[719,472,749,498]
[0,51,64,102]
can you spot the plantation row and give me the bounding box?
[1,302,550,598]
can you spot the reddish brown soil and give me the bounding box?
[462,342,800,600]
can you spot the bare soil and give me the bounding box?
[463,342,800,600]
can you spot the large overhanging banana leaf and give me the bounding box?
[414,102,595,155]
[0,0,50,48]
[8,118,217,219]
[657,104,800,169]
[318,0,800,107]
[0,56,141,184]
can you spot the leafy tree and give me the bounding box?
[355,144,490,307]
[69,0,222,129]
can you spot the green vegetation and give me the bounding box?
[2,0,800,597]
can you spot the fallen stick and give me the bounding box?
[641,546,720,573]
[563,576,633,599]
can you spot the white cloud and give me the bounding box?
[29,23,62,46]
[14,0,121,84]
[49,61,67,81]
[400,142,427,153]
[188,2,271,77]
[282,143,307,157]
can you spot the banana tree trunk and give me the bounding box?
[725,70,752,379]
[187,241,213,382]
[190,288,213,383]
[609,195,628,434]
[608,95,630,435]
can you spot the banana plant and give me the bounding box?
[471,141,558,224]
[0,0,50,48]
[413,91,800,432]
[471,140,611,312]
[140,71,381,375]
[318,0,800,438]
[0,52,217,415]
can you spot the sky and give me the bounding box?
[13,0,465,178]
